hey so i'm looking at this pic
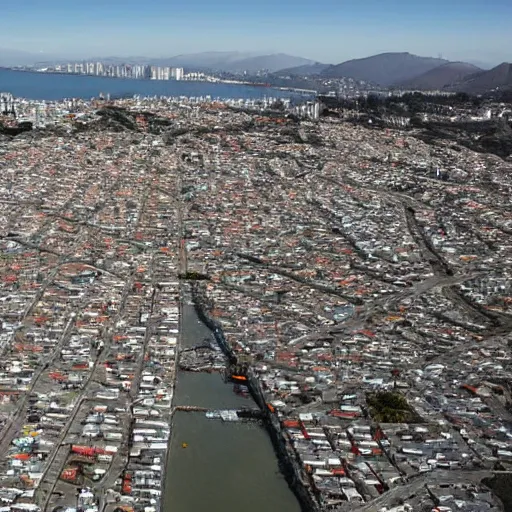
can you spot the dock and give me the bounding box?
[172,405,262,421]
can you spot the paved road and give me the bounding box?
[358,469,494,511]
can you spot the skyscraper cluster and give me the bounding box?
[49,62,184,81]
[149,66,184,80]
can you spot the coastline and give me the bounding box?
[0,66,317,96]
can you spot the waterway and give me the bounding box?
[163,301,300,512]
[0,68,307,101]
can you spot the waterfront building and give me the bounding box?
[27,60,185,81]
[170,67,184,81]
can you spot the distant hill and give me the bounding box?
[84,56,155,66]
[151,51,256,70]
[150,52,315,73]
[221,54,317,73]
[453,63,512,94]
[322,52,449,86]
[397,62,482,90]
[275,62,330,76]
[1,48,317,74]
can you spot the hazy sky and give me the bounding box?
[0,0,510,64]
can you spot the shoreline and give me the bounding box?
[0,67,317,97]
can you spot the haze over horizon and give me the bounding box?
[0,0,510,66]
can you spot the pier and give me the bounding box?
[172,404,263,421]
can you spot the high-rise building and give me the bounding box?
[133,65,147,79]
[61,62,183,81]
[170,67,184,80]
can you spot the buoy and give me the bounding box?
[182,443,188,449]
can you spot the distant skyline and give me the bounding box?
[0,0,510,65]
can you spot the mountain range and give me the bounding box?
[0,49,317,74]
[282,52,511,93]
[455,63,512,94]
[397,62,483,90]
[320,52,450,85]
[189,52,315,73]
[277,62,330,76]
[90,52,317,73]
[1,47,511,93]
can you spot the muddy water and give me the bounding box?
[163,304,300,512]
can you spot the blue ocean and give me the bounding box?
[0,68,303,101]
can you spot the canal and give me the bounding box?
[164,300,301,512]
